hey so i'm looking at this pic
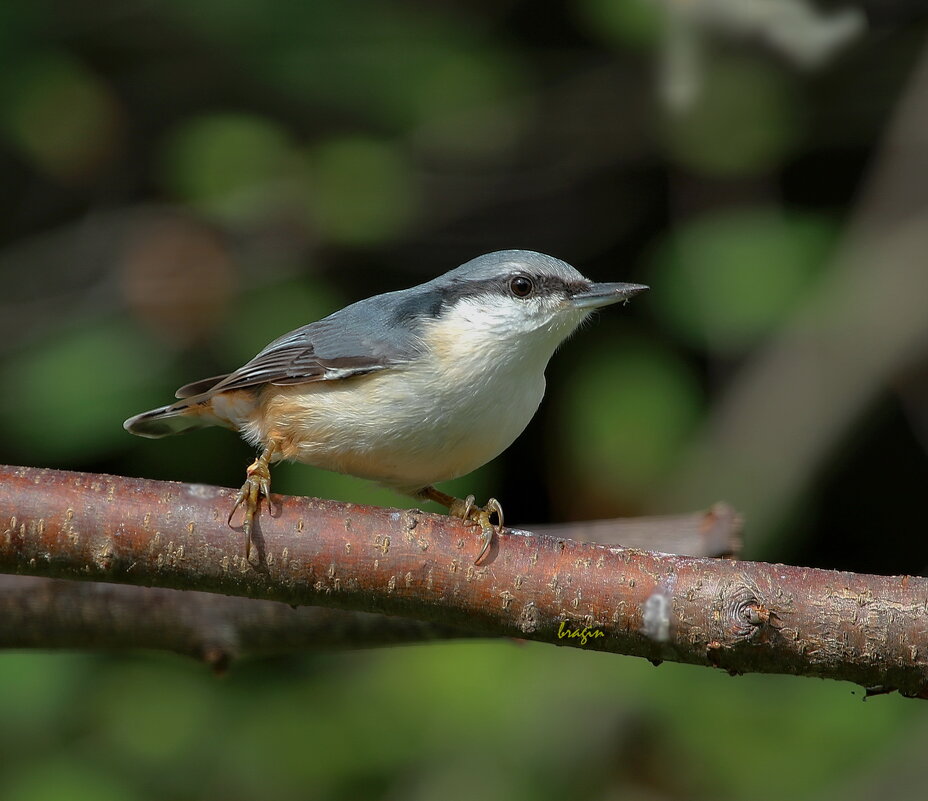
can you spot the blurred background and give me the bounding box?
[2,0,928,798]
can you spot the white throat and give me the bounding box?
[426,295,586,377]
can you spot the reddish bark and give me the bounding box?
[1,464,926,696]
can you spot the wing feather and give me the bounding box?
[175,287,431,399]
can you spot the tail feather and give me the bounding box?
[123,401,211,439]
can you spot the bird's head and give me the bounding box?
[424,250,648,356]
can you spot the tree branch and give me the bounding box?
[0,493,738,668]
[1,465,925,697]
[0,574,475,671]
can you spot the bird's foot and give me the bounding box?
[228,443,279,560]
[417,486,505,563]
[448,494,504,564]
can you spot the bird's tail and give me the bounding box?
[123,399,213,439]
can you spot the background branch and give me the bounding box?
[0,575,477,672]
[1,464,926,697]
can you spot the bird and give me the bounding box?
[124,250,648,562]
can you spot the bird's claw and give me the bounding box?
[450,495,504,564]
[229,454,275,560]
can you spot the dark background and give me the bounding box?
[1,1,927,799]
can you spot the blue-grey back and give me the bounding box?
[179,250,582,395]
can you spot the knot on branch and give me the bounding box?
[703,582,778,674]
[721,582,777,640]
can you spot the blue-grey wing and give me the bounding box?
[174,288,433,398]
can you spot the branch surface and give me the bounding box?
[0,501,739,666]
[1,465,926,696]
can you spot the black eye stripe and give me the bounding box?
[437,273,587,307]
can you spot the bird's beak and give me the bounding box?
[570,282,649,309]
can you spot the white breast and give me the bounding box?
[247,295,582,494]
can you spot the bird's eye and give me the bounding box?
[509,275,534,298]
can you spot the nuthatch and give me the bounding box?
[124,250,647,561]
